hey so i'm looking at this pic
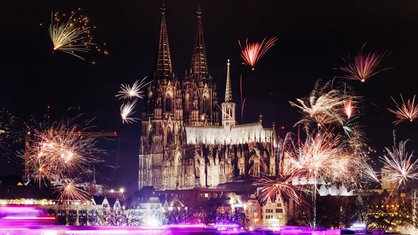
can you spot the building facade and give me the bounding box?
[139,5,277,191]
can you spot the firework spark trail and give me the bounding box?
[290,130,349,183]
[215,103,237,124]
[388,94,418,124]
[49,9,101,61]
[289,80,346,129]
[288,79,374,183]
[248,147,268,177]
[120,100,138,124]
[24,117,105,200]
[116,77,151,100]
[290,128,375,188]
[338,46,389,82]
[254,132,307,205]
[116,77,150,124]
[256,175,307,205]
[56,179,91,202]
[343,98,354,119]
[379,138,418,189]
[238,37,278,70]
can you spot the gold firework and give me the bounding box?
[49,9,96,60]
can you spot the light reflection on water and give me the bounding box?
[0,225,345,235]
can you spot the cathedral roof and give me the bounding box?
[185,122,273,145]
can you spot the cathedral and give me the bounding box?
[139,5,278,191]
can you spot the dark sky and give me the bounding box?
[1,0,418,192]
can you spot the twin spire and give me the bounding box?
[154,5,232,108]
[155,5,209,81]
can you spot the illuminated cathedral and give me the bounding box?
[139,5,277,191]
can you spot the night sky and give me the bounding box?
[1,0,418,193]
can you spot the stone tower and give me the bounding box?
[139,5,183,190]
[183,7,219,127]
[139,5,276,191]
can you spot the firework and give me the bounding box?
[289,128,374,188]
[49,9,98,60]
[120,100,138,124]
[379,138,418,188]
[24,116,105,200]
[343,98,354,119]
[290,130,348,183]
[256,175,305,205]
[238,37,278,70]
[116,77,150,100]
[254,132,306,205]
[55,179,91,202]
[289,80,345,129]
[248,147,268,177]
[338,46,389,82]
[388,94,418,124]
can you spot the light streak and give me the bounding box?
[338,45,389,82]
[120,100,138,124]
[388,94,418,124]
[379,138,418,188]
[49,9,104,61]
[23,116,105,201]
[238,37,278,70]
[116,77,151,100]
[289,80,345,129]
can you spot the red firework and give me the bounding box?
[338,45,389,82]
[238,37,278,70]
[388,94,418,124]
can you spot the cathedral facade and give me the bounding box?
[139,6,278,191]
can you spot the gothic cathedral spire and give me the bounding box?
[183,6,219,126]
[155,4,174,80]
[190,6,209,80]
[222,59,236,127]
[225,59,233,103]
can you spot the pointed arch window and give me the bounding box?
[165,87,174,113]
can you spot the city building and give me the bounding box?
[138,5,276,192]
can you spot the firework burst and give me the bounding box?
[288,128,375,188]
[238,37,278,70]
[24,115,105,201]
[55,179,91,202]
[289,80,345,129]
[290,130,350,183]
[379,138,418,188]
[116,77,150,100]
[254,132,306,205]
[256,175,306,205]
[120,100,138,124]
[338,45,389,82]
[49,9,105,61]
[388,94,418,124]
